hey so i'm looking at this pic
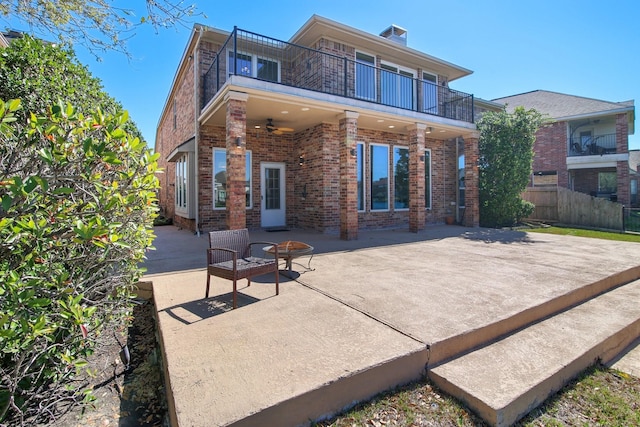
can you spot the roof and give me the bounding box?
[492,90,634,120]
[290,15,473,82]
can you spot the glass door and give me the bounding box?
[260,162,286,227]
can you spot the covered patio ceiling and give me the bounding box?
[199,78,478,140]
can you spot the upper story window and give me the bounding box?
[213,148,253,209]
[381,63,415,110]
[422,72,438,114]
[228,51,280,82]
[355,51,376,101]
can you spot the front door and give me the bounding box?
[261,162,286,228]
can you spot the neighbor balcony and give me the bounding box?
[568,134,617,156]
[202,28,475,123]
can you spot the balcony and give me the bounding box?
[202,28,474,124]
[569,134,617,156]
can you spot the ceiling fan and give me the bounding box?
[264,118,294,135]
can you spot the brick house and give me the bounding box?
[493,90,636,206]
[156,15,488,239]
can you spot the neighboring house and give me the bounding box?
[156,15,488,239]
[630,149,639,206]
[493,90,636,206]
[0,33,8,48]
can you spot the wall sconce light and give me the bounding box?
[235,137,242,148]
[419,155,425,162]
[426,127,432,134]
[299,155,305,165]
[350,148,356,157]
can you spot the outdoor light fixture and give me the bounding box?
[235,137,242,147]
[299,155,305,165]
[419,155,425,162]
[426,127,432,134]
[350,148,356,157]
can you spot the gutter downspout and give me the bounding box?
[194,26,203,237]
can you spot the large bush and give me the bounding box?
[0,99,159,425]
[0,34,142,138]
[477,107,544,227]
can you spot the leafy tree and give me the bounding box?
[0,34,141,138]
[0,99,159,425]
[477,106,544,227]
[0,1,201,57]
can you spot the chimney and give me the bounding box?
[379,25,407,46]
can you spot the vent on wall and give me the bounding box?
[379,25,407,46]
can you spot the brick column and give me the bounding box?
[464,132,480,227]
[339,111,359,240]
[408,123,426,232]
[616,113,630,205]
[225,91,248,230]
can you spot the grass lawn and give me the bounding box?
[527,226,640,243]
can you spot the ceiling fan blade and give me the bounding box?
[279,127,294,132]
[273,130,284,135]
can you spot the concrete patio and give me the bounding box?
[143,225,640,427]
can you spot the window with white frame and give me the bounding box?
[393,146,409,209]
[213,148,252,209]
[422,72,438,114]
[175,153,188,212]
[355,51,376,101]
[458,153,465,208]
[356,142,365,211]
[381,63,415,109]
[370,144,389,210]
[228,51,279,82]
[424,149,432,209]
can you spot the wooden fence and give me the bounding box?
[522,187,623,231]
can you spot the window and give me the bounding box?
[422,72,438,114]
[229,51,279,82]
[213,148,252,209]
[356,143,365,211]
[598,171,617,193]
[355,51,375,101]
[425,149,432,209]
[393,146,409,209]
[370,144,389,210]
[175,154,188,211]
[381,63,415,109]
[172,98,177,130]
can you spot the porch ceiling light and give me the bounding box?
[426,127,432,133]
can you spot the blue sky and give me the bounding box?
[4,0,640,149]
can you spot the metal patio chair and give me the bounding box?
[205,229,279,309]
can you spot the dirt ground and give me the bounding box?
[51,300,167,427]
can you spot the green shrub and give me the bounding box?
[0,99,159,425]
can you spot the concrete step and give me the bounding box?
[428,279,640,427]
[427,266,640,366]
